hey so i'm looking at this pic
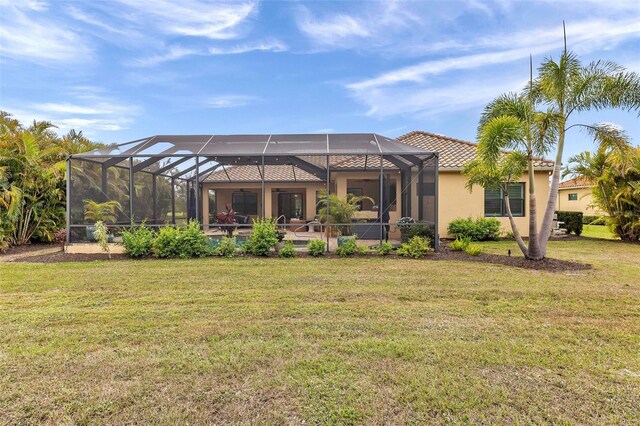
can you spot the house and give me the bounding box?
[200,131,554,238]
[557,177,604,215]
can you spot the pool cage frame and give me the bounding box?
[67,134,439,251]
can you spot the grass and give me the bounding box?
[582,224,618,240]
[1,239,639,424]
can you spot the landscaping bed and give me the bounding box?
[8,242,592,272]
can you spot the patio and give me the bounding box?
[66,133,438,251]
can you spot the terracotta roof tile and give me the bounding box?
[396,131,555,170]
[205,165,321,182]
[559,176,591,188]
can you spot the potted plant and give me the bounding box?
[316,191,374,246]
[216,203,236,237]
[83,199,122,242]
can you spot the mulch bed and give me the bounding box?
[7,243,592,272]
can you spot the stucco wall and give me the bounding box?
[201,169,551,239]
[557,187,604,215]
[436,171,551,238]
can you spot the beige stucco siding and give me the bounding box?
[437,171,551,238]
[557,187,604,215]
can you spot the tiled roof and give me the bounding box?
[205,165,321,182]
[559,176,591,189]
[203,130,555,182]
[396,131,555,170]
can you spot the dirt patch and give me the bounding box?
[8,243,592,272]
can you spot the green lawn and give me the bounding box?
[1,240,639,424]
[582,224,618,240]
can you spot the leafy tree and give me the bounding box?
[567,135,640,241]
[464,26,640,259]
[0,111,102,246]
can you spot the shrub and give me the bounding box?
[398,219,435,244]
[121,223,155,258]
[278,241,297,258]
[397,236,433,258]
[93,220,111,259]
[179,220,209,258]
[307,239,326,256]
[356,244,369,255]
[447,217,501,241]
[246,218,278,256]
[0,232,9,253]
[465,244,482,256]
[153,226,182,258]
[53,228,66,248]
[376,241,393,256]
[556,211,583,236]
[450,236,471,251]
[217,236,236,257]
[335,237,358,257]
[582,215,606,225]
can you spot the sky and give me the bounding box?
[1,0,639,164]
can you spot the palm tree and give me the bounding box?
[316,191,374,236]
[465,25,640,259]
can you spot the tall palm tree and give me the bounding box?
[466,26,640,259]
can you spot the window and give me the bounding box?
[208,190,216,223]
[232,191,257,215]
[568,193,578,201]
[484,183,525,217]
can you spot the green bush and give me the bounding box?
[336,238,357,257]
[376,242,393,256]
[465,244,482,256]
[217,236,236,257]
[399,221,435,244]
[179,220,209,258]
[397,236,433,258]
[356,244,369,255]
[246,218,278,256]
[278,241,297,258]
[447,217,501,241]
[450,236,471,251]
[153,226,182,258]
[93,221,111,258]
[582,215,606,225]
[307,239,326,256]
[556,211,583,236]
[121,223,155,258]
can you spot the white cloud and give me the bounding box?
[296,7,370,46]
[6,91,142,135]
[112,0,257,40]
[0,2,92,63]
[205,95,259,108]
[131,39,287,67]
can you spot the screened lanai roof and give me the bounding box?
[72,133,437,181]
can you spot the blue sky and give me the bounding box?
[1,0,638,163]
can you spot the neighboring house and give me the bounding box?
[202,131,554,238]
[557,177,604,215]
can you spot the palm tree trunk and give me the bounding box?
[526,158,543,260]
[539,125,566,256]
[504,193,528,256]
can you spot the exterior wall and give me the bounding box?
[436,171,551,238]
[201,181,325,226]
[557,187,604,215]
[201,169,552,238]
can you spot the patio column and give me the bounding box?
[171,177,176,225]
[326,155,330,253]
[434,154,439,251]
[379,154,384,246]
[195,156,200,225]
[66,157,71,243]
[129,157,134,224]
[261,155,266,218]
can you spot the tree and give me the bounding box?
[464,26,640,259]
[0,111,102,247]
[566,134,640,241]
